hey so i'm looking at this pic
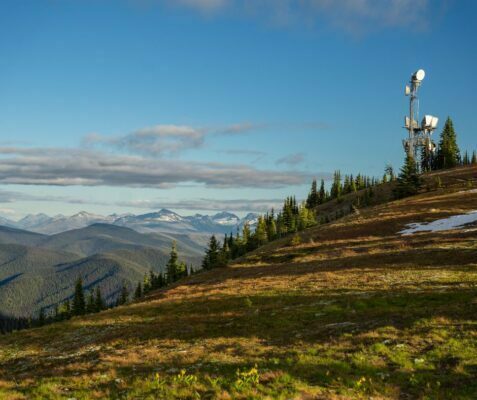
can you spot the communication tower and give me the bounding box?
[403,69,438,168]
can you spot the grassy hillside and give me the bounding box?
[0,224,204,318]
[0,167,476,399]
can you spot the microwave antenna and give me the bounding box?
[403,69,438,170]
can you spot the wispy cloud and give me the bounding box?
[0,207,16,216]
[223,149,266,157]
[0,188,109,206]
[0,146,320,189]
[81,121,329,158]
[152,0,439,33]
[83,125,206,156]
[166,0,228,14]
[276,152,305,166]
[215,122,266,135]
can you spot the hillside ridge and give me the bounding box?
[1,166,476,399]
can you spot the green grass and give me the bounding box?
[1,166,477,399]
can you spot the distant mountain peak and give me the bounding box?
[5,209,262,235]
[211,211,240,226]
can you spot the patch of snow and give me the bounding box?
[214,217,240,226]
[399,210,477,235]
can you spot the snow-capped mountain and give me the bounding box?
[211,212,241,226]
[240,213,260,228]
[15,212,115,235]
[16,213,53,231]
[113,209,189,234]
[0,216,15,228]
[2,209,261,236]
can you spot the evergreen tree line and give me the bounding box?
[305,171,390,209]
[0,314,32,335]
[201,169,387,271]
[419,117,473,172]
[1,278,109,334]
[201,196,319,270]
[38,278,109,326]
[133,241,196,301]
[2,241,198,334]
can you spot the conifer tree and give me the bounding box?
[148,270,157,291]
[330,171,342,199]
[119,282,129,305]
[394,153,422,199]
[436,117,460,169]
[319,179,326,203]
[134,282,143,300]
[472,151,477,165]
[298,203,316,230]
[177,262,188,278]
[143,273,151,293]
[255,216,268,245]
[222,234,230,261]
[86,291,95,313]
[38,307,46,326]
[60,299,71,319]
[166,241,180,283]
[242,223,251,245]
[306,179,319,209]
[72,277,86,316]
[95,286,105,312]
[267,217,277,240]
[202,235,221,270]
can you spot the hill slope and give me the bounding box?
[40,223,204,258]
[0,225,45,246]
[0,167,476,399]
[0,224,204,318]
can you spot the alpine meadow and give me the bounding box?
[0,1,476,399]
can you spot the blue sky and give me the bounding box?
[0,0,476,219]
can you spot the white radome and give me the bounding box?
[414,69,426,81]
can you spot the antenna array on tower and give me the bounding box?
[402,69,438,170]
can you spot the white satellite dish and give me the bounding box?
[414,69,426,81]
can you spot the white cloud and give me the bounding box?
[0,146,320,189]
[216,122,266,135]
[83,124,206,156]
[276,152,305,166]
[0,207,15,215]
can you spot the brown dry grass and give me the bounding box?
[0,166,477,399]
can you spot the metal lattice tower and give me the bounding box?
[403,69,438,169]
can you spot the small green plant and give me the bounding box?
[354,376,374,394]
[244,297,253,308]
[467,179,473,188]
[436,176,443,189]
[234,365,260,390]
[173,369,198,386]
[291,234,302,246]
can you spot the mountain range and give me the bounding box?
[0,209,259,235]
[0,209,259,319]
[0,223,206,318]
